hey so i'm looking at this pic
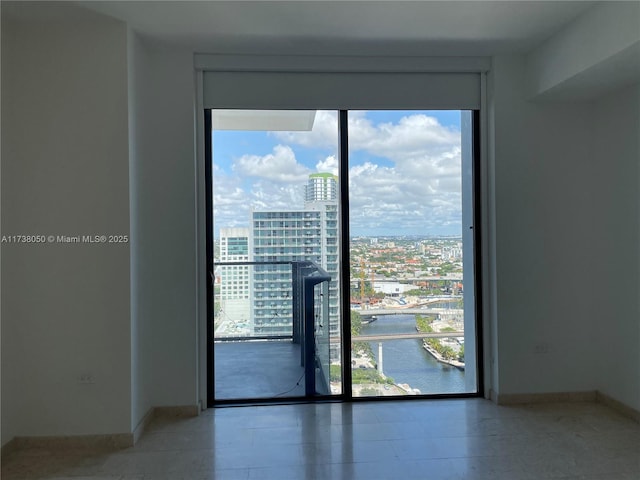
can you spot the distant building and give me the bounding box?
[250,174,340,356]
[218,228,251,332]
[442,245,463,261]
[374,281,415,296]
[304,172,338,204]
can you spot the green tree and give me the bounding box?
[352,368,394,385]
[416,314,435,333]
[330,364,342,382]
[351,310,362,336]
[353,341,373,359]
[405,289,425,296]
[360,387,379,396]
[441,346,456,360]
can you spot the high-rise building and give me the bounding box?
[218,227,251,335]
[250,174,340,356]
[305,172,338,204]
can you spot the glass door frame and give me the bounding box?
[205,108,484,407]
[205,110,342,406]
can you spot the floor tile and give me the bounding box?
[2,399,638,480]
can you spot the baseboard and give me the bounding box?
[9,433,134,451]
[493,390,597,405]
[153,405,200,418]
[1,438,18,459]
[132,407,156,445]
[132,405,201,443]
[491,390,640,423]
[489,388,498,403]
[596,391,640,423]
[2,404,201,460]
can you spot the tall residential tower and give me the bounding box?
[251,174,340,355]
[217,227,251,335]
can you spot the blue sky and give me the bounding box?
[212,110,463,237]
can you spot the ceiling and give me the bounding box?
[77,1,596,56]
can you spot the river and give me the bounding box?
[361,313,469,394]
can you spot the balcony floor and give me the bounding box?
[214,339,305,400]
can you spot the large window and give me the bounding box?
[200,54,485,406]
[347,110,477,397]
[207,108,480,403]
[211,110,342,401]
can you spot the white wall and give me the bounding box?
[591,83,640,411]
[526,1,640,101]
[1,5,131,444]
[490,55,600,396]
[128,30,153,432]
[1,5,200,445]
[127,36,199,419]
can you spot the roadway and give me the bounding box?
[359,308,463,317]
[351,276,463,282]
[352,332,464,341]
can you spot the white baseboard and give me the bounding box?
[596,391,640,423]
[9,433,134,451]
[490,389,640,423]
[493,390,597,405]
[1,404,201,460]
[154,405,200,418]
[132,407,156,445]
[1,438,18,459]
[131,405,200,443]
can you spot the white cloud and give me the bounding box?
[213,163,307,233]
[213,173,251,229]
[217,112,465,236]
[341,113,463,234]
[347,158,462,235]
[273,110,338,148]
[350,113,459,161]
[315,155,338,175]
[233,144,310,183]
[274,111,459,161]
[249,180,305,211]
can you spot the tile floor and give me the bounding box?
[2,399,639,479]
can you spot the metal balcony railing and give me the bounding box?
[213,260,332,396]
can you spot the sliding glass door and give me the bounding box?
[207,108,480,403]
[210,110,342,401]
[347,110,477,397]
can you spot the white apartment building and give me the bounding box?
[251,175,340,353]
[304,172,338,203]
[218,227,251,334]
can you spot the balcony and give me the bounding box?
[213,261,337,401]
[214,266,474,401]
[214,339,305,399]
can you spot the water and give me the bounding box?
[361,314,469,394]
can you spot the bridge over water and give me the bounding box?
[359,308,464,317]
[352,332,464,341]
